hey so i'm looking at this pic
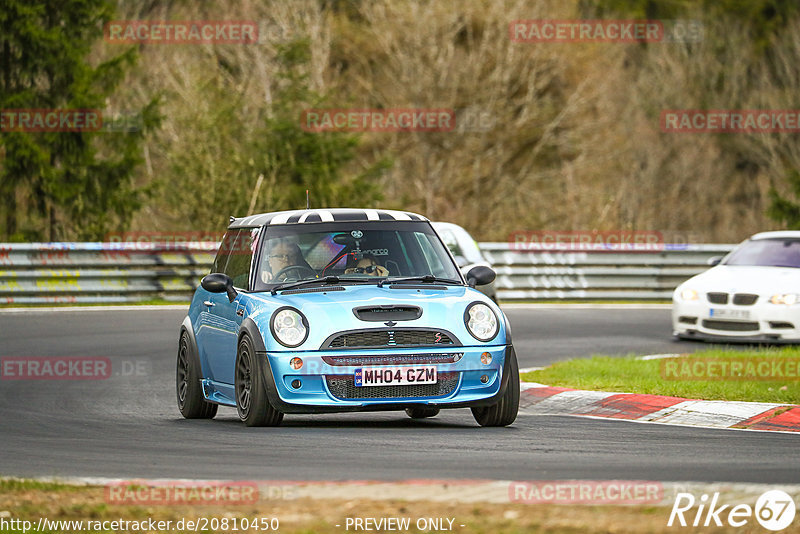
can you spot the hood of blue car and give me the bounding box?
[245,284,503,351]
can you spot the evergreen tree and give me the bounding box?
[0,0,157,241]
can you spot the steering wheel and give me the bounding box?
[273,265,318,281]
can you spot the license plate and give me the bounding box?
[354,366,437,387]
[709,308,751,320]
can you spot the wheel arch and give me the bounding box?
[239,317,268,352]
[179,316,207,378]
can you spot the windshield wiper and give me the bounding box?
[377,275,462,288]
[271,276,373,295]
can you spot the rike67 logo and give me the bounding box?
[668,490,796,531]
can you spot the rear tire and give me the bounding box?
[471,348,519,427]
[405,407,440,419]
[176,331,218,419]
[235,334,284,427]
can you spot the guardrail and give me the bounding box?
[0,242,734,304]
[481,243,733,301]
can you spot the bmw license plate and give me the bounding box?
[709,308,751,320]
[354,366,437,387]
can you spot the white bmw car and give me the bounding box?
[673,231,800,343]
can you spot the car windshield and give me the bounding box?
[436,226,485,264]
[723,238,800,268]
[253,221,462,291]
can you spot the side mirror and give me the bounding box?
[201,273,237,302]
[466,265,496,287]
[453,255,468,268]
[707,256,723,267]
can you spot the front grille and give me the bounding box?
[322,353,462,366]
[769,321,795,329]
[325,372,459,399]
[325,329,456,348]
[707,292,728,304]
[702,319,759,332]
[732,293,758,305]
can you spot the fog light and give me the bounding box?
[480,352,492,365]
[290,357,303,370]
[291,379,302,389]
[480,375,489,383]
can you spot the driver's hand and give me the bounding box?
[261,271,274,283]
[375,265,389,276]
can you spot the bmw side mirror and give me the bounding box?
[707,256,723,267]
[466,265,496,287]
[201,273,237,302]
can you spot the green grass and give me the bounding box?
[0,478,80,492]
[521,347,800,403]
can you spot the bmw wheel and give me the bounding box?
[235,334,284,427]
[176,331,218,419]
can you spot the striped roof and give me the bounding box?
[230,208,428,228]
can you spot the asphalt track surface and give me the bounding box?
[0,307,796,483]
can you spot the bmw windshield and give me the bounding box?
[252,222,463,291]
[723,238,800,268]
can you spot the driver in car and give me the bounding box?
[261,239,311,283]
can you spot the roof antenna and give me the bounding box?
[306,189,310,210]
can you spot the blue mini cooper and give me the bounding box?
[177,208,519,426]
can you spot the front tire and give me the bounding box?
[235,334,284,427]
[176,331,218,419]
[471,348,519,427]
[405,407,440,419]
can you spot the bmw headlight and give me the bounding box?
[464,302,499,341]
[770,294,799,305]
[680,288,699,301]
[270,307,309,347]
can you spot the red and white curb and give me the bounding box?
[519,383,800,433]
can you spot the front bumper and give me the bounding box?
[258,345,513,413]
[672,299,800,343]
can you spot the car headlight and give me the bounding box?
[270,307,309,347]
[680,288,699,301]
[770,294,799,305]
[464,302,498,341]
